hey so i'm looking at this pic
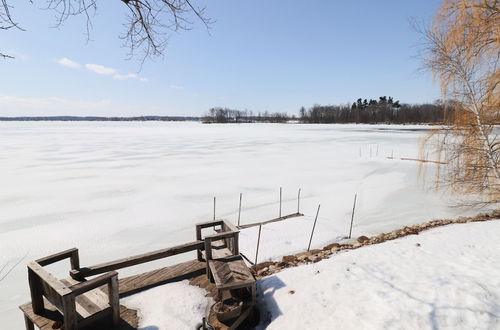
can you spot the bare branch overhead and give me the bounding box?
[0,0,212,60]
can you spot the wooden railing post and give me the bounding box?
[108,275,120,328]
[234,232,239,255]
[62,295,77,330]
[70,249,80,270]
[27,268,44,314]
[204,237,213,282]
[196,224,203,261]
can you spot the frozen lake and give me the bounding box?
[0,122,484,328]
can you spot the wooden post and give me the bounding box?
[70,249,80,270]
[23,315,35,330]
[254,224,262,265]
[297,188,301,213]
[62,295,77,330]
[348,194,357,239]
[28,269,44,314]
[196,225,203,261]
[307,205,321,251]
[108,275,120,328]
[213,197,216,221]
[234,232,239,255]
[238,193,242,226]
[279,187,282,218]
[205,238,213,282]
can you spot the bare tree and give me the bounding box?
[419,0,499,204]
[1,0,212,61]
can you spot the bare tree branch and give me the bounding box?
[1,0,212,62]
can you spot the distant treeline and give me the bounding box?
[205,96,456,124]
[0,116,200,121]
[301,97,453,124]
[203,107,292,123]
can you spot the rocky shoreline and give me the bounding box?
[252,211,500,279]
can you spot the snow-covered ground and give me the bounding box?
[0,122,487,328]
[256,220,500,330]
[122,280,213,329]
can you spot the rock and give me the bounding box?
[352,242,362,248]
[282,255,296,263]
[297,254,308,261]
[288,290,295,295]
[307,255,321,263]
[357,235,369,243]
[257,267,268,275]
[324,243,340,250]
[255,261,274,272]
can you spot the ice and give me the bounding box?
[0,122,486,328]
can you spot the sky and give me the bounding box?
[0,0,443,117]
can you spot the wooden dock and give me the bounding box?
[20,219,257,330]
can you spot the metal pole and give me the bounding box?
[213,197,216,221]
[307,204,321,251]
[348,194,357,239]
[279,187,282,218]
[238,193,242,226]
[297,188,301,213]
[255,224,262,265]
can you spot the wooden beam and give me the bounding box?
[221,219,239,233]
[71,241,204,278]
[196,220,224,229]
[69,272,118,296]
[35,248,79,267]
[237,212,304,229]
[205,231,238,241]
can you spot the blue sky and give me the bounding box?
[1,0,442,117]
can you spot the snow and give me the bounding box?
[256,221,500,330]
[0,122,489,328]
[122,280,213,330]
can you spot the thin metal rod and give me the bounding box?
[297,188,301,213]
[307,204,321,251]
[255,224,262,265]
[279,187,282,218]
[213,197,216,221]
[238,193,242,226]
[348,194,357,239]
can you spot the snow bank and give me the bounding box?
[122,280,213,329]
[256,221,500,329]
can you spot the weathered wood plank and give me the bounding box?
[27,262,71,312]
[69,271,118,296]
[237,212,304,229]
[60,278,109,318]
[209,256,255,290]
[110,259,206,296]
[20,300,138,330]
[71,241,204,278]
[35,248,79,267]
